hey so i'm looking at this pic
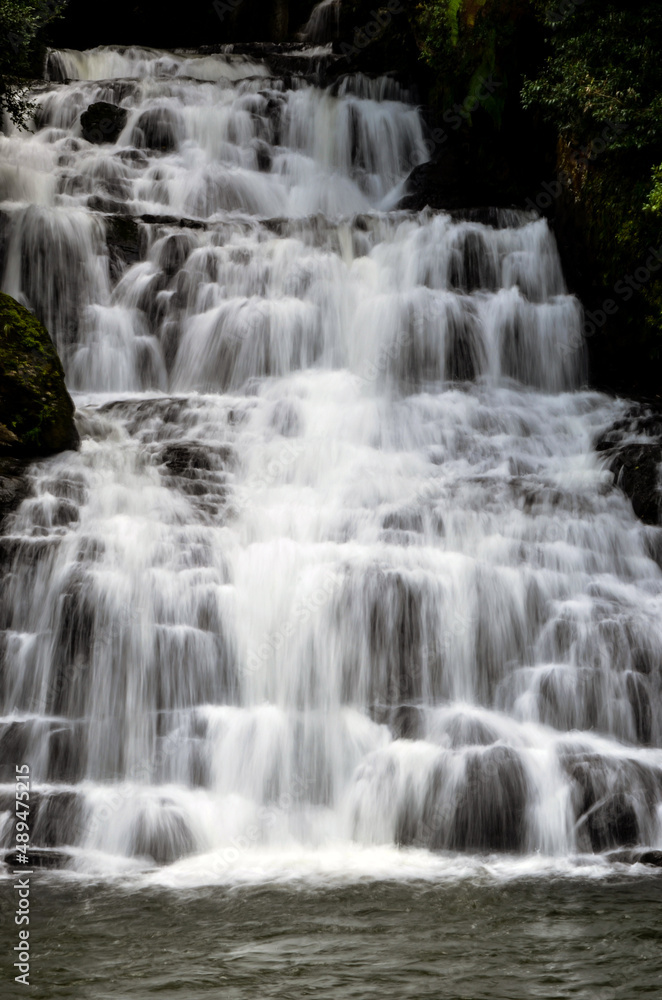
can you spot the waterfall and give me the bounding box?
[299,0,341,43]
[1,42,662,882]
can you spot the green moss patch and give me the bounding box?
[0,292,79,456]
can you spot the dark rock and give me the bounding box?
[156,441,234,519]
[611,443,661,526]
[626,672,652,745]
[252,138,273,172]
[595,403,662,526]
[130,802,195,864]
[155,232,196,280]
[87,194,131,216]
[419,745,529,852]
[137,213,207,230]
[607,848,662,868]
[160,443,212,476]
[115,148,149,166]
[0,457,30,529]
[637,850,662,867]
[32,791,83,848]
[562,750,661,853]
[104,216,145,283]
[398,153,518,214]
[132,106,183,153]
[80,101,127,144]
[2,847,71,869]
[47,722,86,783]
[449,746,528,852]
[444,713,499,749]
[585,793,640,852]
[389,705,423,740]
[0,292,79,458]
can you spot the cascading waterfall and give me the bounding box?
[1,41,662,882]
[299,0,341,43]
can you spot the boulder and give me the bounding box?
[0,292,79,459]
[104,215,145,283]
[80,101,128,144]
[131,106,182,153]
[595,403,662,526]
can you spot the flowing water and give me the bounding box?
[1,35,662,930]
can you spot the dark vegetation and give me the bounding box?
[337,1,662,397]
[0,0,67,128]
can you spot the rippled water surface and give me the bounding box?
[1,875,661,999]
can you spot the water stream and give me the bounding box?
[1,41,662,886]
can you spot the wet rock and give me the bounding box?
[155,232,196,280]
[607,848,662,868]
[0,292,79,458]
[87,194,131,216]
[252,138,273,172]
[115,147,149,166]
[131,803,195,864]
[0,456,29,529]
[562,750,661,852]
[1,847,71,869]
[595,403,662,525]
[24,790,84,849]
[157,441,235,519]
[132,106,183,153]
[420,745,528,852]
[626,672,652,745]
[160,443,209,475]
[585,793,640,852]
[104,215,145,282]
[80,101,127,144]
[47,722,86,783]
[449,745,528,852]
[444,713,499,749]
[638,849,662,867]
[395,705,424,740]
[611,443,661,525]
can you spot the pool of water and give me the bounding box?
[3,874,661,999]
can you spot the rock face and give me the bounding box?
[0,456,30,528]
[132,106,182,152]
[104,216,145,283]
[0,292,79,459]
[596,403,662,526]
[80,102,128,144]
[396,120,545,214]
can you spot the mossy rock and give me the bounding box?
[0,292,79,457]
[80,102,128,144]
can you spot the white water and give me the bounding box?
[299,0,341,44]
[1,44,662,881]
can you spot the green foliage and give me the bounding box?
[522,3,662,151]
[521,1,662,382]
[645,165,662,217]
[417,0,491,59]
[0,0,68,129]
[414,0,533,125]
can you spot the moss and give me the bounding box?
[0,292,79,457]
